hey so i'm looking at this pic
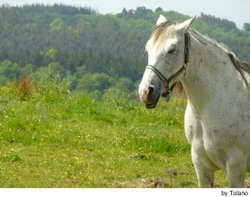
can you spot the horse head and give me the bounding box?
[138,15,196,108]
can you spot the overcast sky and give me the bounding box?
[1,0,249,29]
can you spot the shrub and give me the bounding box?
[14,76,33,101]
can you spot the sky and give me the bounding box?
[1,0,249,29]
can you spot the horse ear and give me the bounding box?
[177,16,196,32]
[156,14,167,26]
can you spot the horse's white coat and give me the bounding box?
[139,15,250,188]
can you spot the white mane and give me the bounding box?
[189,29,232,57]
[190,29,250,87]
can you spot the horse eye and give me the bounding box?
[168,48,176,54]
[167,44,177,54]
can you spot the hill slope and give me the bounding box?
[0,4,249,94]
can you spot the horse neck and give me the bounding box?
[181,32,238,111]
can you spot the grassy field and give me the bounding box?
[0,75,231,188]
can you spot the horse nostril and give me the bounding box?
[148,85,154,96]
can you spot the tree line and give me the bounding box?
[0,4,249,99]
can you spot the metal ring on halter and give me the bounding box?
[146,64,186,101]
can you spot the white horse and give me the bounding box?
[139,15,250,188]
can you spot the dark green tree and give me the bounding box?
[243,23,250,31]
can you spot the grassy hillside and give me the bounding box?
[0,72,231,188]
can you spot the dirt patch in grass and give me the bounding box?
[111,178,167,188]
[111,177,250,188]
[111,177,196,188]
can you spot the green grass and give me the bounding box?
[0,80,230,188]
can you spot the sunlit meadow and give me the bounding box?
[0,71,229,188]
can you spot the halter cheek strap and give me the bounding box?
[146,64,187,101]
[146,32,190,102]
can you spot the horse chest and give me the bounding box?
[185,122,230,170]
[185,104,250,170]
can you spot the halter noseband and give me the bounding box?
[146,32,190,102]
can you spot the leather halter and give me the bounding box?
[146,32,190,102]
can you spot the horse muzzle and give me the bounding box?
[139,84,161,109]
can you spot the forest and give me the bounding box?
[0,4,250,100]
